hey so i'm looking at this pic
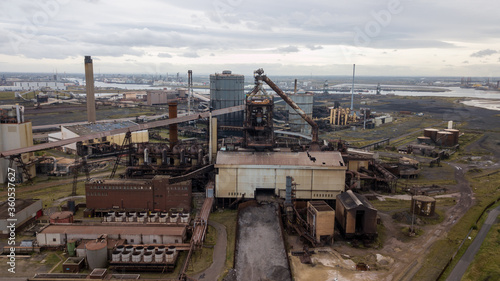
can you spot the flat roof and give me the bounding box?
[39,225,186,236]
[215,151,345,168]
[64,121,138,136]
[309,201,334,212]
[0,199,40,220]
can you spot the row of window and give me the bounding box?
[89,186,151,190]
[228,192,244,196]
[88,192,108,196]
[313,193,336,198]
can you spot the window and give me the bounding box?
[153,239,157,243]
[53,238,56,242]
[130,239,134,243]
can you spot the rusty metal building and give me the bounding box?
[335,190,378,238]
[307,201,335,244]
[85,175,191,212]
[215,151,346,200]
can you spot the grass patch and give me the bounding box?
[186,225,216,275]
[209,209,237,281]
[462,219,500,281]
[415,168,500,281]
[370,198,409,212]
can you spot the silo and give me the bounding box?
[424,128,439,142]
[210,70,245,130]
[436,131,453,147]
[143,252,153,263]
[85,240,108,270]
[154,250,164,263]
[111,250,121,262]
[121,251,131,262]
[444,129,459,145]
[411,196,436,216]
[285,93,314,135]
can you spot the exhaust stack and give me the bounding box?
[84,56,96,123]
[168,102,178,148]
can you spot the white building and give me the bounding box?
[0,105,36,182]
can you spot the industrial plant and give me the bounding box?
[1,57,496,281]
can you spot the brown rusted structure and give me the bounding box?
[411,195,436,217]
[335,190,378,239]
[253,69,319,146]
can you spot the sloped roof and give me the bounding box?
[337,190,377,211]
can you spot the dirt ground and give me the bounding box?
[290,94,500,281]
[234,203,291,281]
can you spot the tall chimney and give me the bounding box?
[84,56,96,123]
[168,102,178,149]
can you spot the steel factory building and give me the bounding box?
[215,151,346,200]
[37,225,187,247]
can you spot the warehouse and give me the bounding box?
[0,199,42,237]
[335,190,378,238]
[215,151,346,200]
[36,225,186,247]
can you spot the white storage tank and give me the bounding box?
[165,251,174,263]
[170,215,178,223]
[116,245,124,252]
[180,214,189,223]
[111,250,121,262]
[154,250,164,263]
[121,251,131,262]
[135,246,145,254]
[132,252,142,262]
[143,252,153,263]
[159,215,168,223]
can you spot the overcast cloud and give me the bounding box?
[0,0,499,76]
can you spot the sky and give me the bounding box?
[0,0,499,77]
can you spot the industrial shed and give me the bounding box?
[36,225,186,247]
[335,190,378,238]
[307,201,335,244]
[215,151,346,200]
[0,199,42,237]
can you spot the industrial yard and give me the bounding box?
[1,63,500,281]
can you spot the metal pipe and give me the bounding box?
[259,74,319,144]
[15,104,21,123]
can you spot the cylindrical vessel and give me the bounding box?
[121,251,131,262]
[143,252,153,263]
[154,250,164,263]
[85,240,108,270]
[424,128,439,142]
[116,245,125,252]
[135,246,144,254]
[132,252,142,262]
[165,251,174,263]
[286,93,314,135]
[112,250,121,262]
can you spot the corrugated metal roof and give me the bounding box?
[309,201,334,212]
[337,190,376,211]
[64,121,138,136]
[215,151,345,167]
[40,225,186,236]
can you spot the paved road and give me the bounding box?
[446,204,500,281]
[192,220,227,281]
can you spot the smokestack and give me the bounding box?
[168,102,178,149]
[84,56,96,123]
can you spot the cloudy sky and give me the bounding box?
[1,0,499,76]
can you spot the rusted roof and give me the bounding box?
[39,225,186,236]
[337,190,376,211]
[215,151,345,168]
[308,201,334,212]
[49,211,73,220]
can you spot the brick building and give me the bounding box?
[85,175,191,212]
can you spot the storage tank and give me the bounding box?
[111,250,121,262]
[146,246,155,253]
[157,246,166,252]
[411,195,436,217]
[180,214,189,223]
[85,240,108,270]
[170,215,178,223]
[143,252,153,263]
[135,246,144,254]
[67,240,76,257]
[121,251,131,262]
[444,129,459,145]
[125,245,134,252]
[423,128,439,142]
[168,246,176,255]
[137,215,145,223]
[154,250,164,263]
[116,245,124,252]
[50,211,74,224]
[165,251,174,263]
[417,136,432,145]
[210,70,245,130]
[159,215,168,223]
[132,252,142,262]
[436,131,454,147]
[148,215,157,223]
[127,214,135,222]
[285,93,314,135]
